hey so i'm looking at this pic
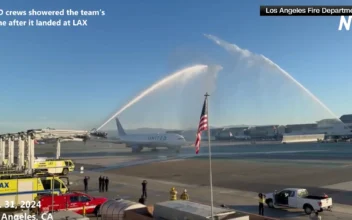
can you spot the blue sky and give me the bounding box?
[1,0,352,132]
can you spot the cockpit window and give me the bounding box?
[178,137,184,140]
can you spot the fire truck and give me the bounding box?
[39,192,107,216]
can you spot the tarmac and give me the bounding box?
[68,170,352,220]
[34,140,352,219]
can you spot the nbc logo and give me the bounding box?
[339,16,352,30]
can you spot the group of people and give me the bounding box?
[99,176,110,192]
[137,181,190,205]
[83,176,110,193]
[84,176,324,219]
[169,187,189,201]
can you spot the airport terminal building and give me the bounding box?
[166,114,352,141]
[340,114,352,128]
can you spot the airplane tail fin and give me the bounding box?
[115,117,127,136]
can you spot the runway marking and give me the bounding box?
[159,159,187,163]
[191,150,330,157]
[341,164,352,167]
[321,181,352,191]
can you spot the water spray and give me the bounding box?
[204,34,340,120]
[96,64,209,131]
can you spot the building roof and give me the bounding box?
[225,127,248,131]
[250,125,278,129]
[166,130,183,132]
[340,114,352,123]
[286,123,317,128]
[210,128,224,132]
[317,118,341,124]
[286,123,317,126]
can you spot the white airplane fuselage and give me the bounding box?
[120,133,186,151]
[115,118,187,153]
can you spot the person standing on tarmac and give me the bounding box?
[180,189,189,200]
[170,187,177,200]
[84,176,90,193]
[98,176,103,192]
[105,177,109,192]
[258,193,265,216]
[101,176,105,192]
[142,180,147,198]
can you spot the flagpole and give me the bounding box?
[205,92,214,219]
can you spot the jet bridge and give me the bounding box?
[0,128,90,174]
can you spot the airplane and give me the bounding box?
[115,117,187,153]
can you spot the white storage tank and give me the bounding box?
[154,200,249,220]
[99,199,146,220]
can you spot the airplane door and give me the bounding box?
[274,192,281,204]
[281,191,290,205]
[275,190,290,206]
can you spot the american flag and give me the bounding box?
[194,96,208,154]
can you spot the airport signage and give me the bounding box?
[0,182,9,188]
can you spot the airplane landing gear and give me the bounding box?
[131,146,143,153]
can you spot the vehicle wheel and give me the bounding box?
[266,199,274,208]
[62,168,68,175]
[94,206,100,217]
[304,205,313,215]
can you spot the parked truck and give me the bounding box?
[2,158,75,175]
[33,160,73,175]
[0,174,70,212]
[39,192,107,216]
[265,188,333,215]
[45,159,75,172]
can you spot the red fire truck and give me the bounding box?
[39,192,107,216]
